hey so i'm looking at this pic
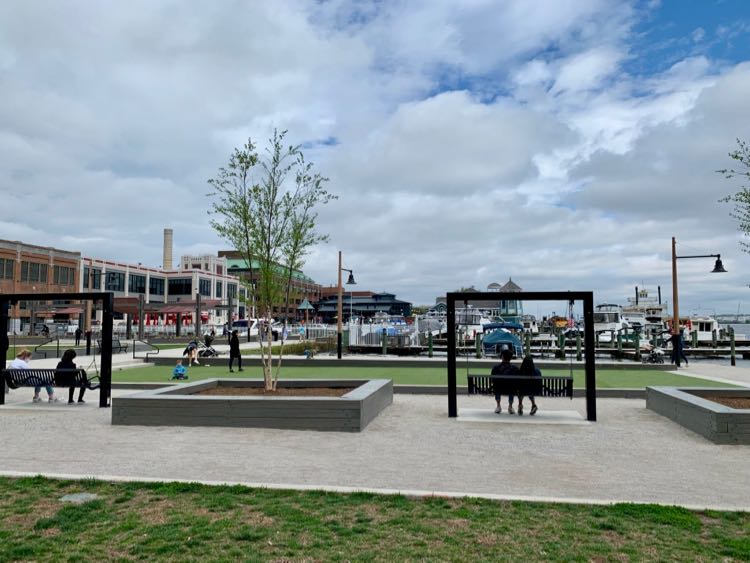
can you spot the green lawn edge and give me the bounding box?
[107,364,737,389]
[0,476,746,561]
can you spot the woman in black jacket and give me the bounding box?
[229,330,243,372]
[55,349,87,404]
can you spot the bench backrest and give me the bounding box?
[468,374,573,399]
[2,368,88,389]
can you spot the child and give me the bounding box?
[172,359,188,380]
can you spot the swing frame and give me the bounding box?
[446,291,597,421]
[1,292,115,408]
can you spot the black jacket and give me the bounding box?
[229,334,240,357]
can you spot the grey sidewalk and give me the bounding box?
[0,389,748,511]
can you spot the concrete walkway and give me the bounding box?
[1,383,748,510]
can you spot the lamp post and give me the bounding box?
[671,236,726,366]
[336,251,356,359]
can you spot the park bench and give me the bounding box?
[467,374,574,399]
[2,368,100,392]
[97,338,128,354]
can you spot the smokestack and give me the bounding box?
[163,228,173,270]
[658,286,662,304]
[635,286,638,306]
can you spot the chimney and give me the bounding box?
[163,228,173,270]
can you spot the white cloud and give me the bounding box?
[0,0,749,315]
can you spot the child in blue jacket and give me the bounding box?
[172,360,188,380]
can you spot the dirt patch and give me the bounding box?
[196,387,355,397]
[705,396,750,409]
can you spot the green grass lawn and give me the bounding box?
[111,364,735,388]
[0,476,746,561]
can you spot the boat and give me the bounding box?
[481,322,524,358]
[520,314,539,334]
[621,287,668,337]
[455,307,493,338]
[593,304,629,342]
[689,315,721,343]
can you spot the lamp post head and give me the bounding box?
[711,257,727,273]
[346,272,356,285]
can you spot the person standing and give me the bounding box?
[491,348,517,414]
[10,349,57,403]
[229,329,243,372]
[666,330,688,367]
[55,349,87,404]
[74,326,82,346]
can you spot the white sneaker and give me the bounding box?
[494,405,502,414]
[32,396,42,403]
[48,396,59,403]
[507,405,515,415]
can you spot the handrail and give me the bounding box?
[132,339,160,362]
[33,337,59,359]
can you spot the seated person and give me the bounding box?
[491,348,518,414]
[172,359,188,380]
[517,356,541,416]
[55,348,87,404]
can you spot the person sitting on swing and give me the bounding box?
[517,356,540,416]
[491,348,518,414]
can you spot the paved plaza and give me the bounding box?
[1,361,749,511]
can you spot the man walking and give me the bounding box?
[74,326,82,346]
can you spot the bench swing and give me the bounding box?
[464,298,574,399]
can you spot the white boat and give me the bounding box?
[593,304,629,342]
[622,287,668,331]
[455,307,493,338]
[520,314,539,334]
[689,316,721,342]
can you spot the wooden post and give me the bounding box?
[381,328,387,355]
[730,328,736,366]
[428,332,433,358]
[475,333,482,358]
[576,332,582,361]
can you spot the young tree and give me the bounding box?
[208,130,335,390]
[273,153,336,386]
[718,138,750,253]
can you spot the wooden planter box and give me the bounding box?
[112,378,392,432]
[646,386,750,444]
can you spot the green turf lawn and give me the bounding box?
[111,363,735,388]
[0,477,746,561]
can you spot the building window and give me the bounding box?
[149,276,165,296]
[199,278,211,297]
[53,265,75,286]
[21,261,48,283]
[105,271,125,292]
[192,263,201,270]
[215,280,223,298]
[83,266,102,289]
[129,273,146,294]
[216,265,223,275]
[168,278,193,296]
[227,283,237,299]
[0,258,13,279]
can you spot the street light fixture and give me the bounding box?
[671,236,726,366]
[337,251,356,359]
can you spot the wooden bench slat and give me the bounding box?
[467,374,574,399]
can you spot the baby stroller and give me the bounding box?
[642,346,665,364]
[198,334,220,358]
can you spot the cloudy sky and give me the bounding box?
[2,0,750,315]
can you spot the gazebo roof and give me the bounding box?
[297,298,315,311]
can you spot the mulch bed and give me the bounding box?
[196,387,355,397]
[706,396,750,409]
